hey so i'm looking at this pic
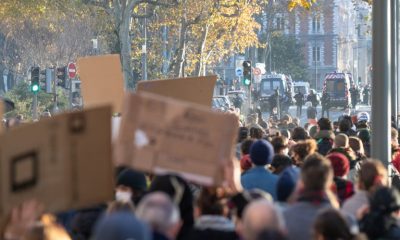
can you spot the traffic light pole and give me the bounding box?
[53,68,58,113]
[32,93,38,120]
[69,78,73,109]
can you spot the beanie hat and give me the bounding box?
[277,167,300,202]
[326,153,350,177]
[357,112,370,123]
[250,140,275,166]
[116,168,147,192]
[93,211,151,240]
[240,154,252,171]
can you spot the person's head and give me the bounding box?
[282,114,292,123]
[229,189,272,223]
[136,192,181,239]
[391,127,399,148]
[149,175,194,229]
[291,139,317,167]
[271,154,292,174]
[349,136,365,155]
[358,160,388,191]
[195,187,228,217]
[277,167,300,202]
[280,129,291,139]
[242,199,286,240]
[250,127,264,139]
[93,211,151,240]
[115,168,147,204]
[292,127,309,142]
[250,140,275,166]
[292,118,300,127]
[339,118,352,133]
[301,153,333,192]
[238,127,249,143]
[326,153,350,178]
[369,187,400,215]
[318,118,333,131]
[313,209,354,240]
[241,139,255,156]
[334,134,349,148]
[240,154,252,172]
[271,136,289,155]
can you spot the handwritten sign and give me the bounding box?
[115,92,238,185]
[0,106,114,223]
[137,76,217,107]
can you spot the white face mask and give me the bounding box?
[115,191,132,203]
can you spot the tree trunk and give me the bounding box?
[195,24,209,76]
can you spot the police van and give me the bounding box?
[258,73,293,111]
[322,72,351,108]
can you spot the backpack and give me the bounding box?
[317,138,334,156]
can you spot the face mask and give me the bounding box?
[115,191,132,203]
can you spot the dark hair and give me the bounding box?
[360,187,400,239]
[314,209,356,240]
[250,127,264,139]
[271,155,292,174]
[197,187,225,216]
[241,139,255,155]
[271,136,288,154]
[238,127,249,143]
[318,118,333,131]
[339,118,352,132]
[301,153,332,191]
[292,127,309,141]
[280,129,291,139]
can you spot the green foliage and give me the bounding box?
[4,81,69,120]
[270,34,309,80]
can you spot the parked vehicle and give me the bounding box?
[293,81,310,101]
[257,73,293,112]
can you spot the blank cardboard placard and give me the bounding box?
[77,54,125,113]
[137,76,217,107]
[0,106,114,222]
[115,92,238,186]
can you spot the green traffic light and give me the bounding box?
[244,78,251,86]
[31,84,39,92]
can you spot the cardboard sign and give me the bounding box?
[115,92,238,186]
[77,54,125,113]
[136,76,217,107]
[0,106,114,222]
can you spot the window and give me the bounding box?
[312,16,321,33]
[276,17,284,30]
[313,46,321,62]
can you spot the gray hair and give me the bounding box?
[136,191,180,234]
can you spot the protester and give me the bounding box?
[241,140,278,200]
[93,211,152,240]
[290,139,317,167]
[314,118,335,156]
[276,167,300,204]
[320,92,331,118]
[136,192,181,240]
[242,199,287,240]
[328,134,356,168]
[115,168,148,205]
[236,127,249,159]
[249,127,264,139]
[348,136,368,181]
[291,127,309,142]
[294,90,304,117]
[313,209,365,240]
[270,136,289,155]
[271,154,293,175]
[190,187,238,240]
[149,175,194,240]
[326,152,354,204]
[283,153,337,240]
[338,117,357,136]
[342,160,388,219]
[357,129,371,157]
[306,101,317,125]
[359,187,400,239]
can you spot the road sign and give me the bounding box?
[253,67,261,76]
[68,62,76,79]
[236,68,243,77]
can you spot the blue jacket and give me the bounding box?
[240,166,278,200]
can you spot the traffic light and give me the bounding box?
[31,67,40,93]
[243,60,252,86]
[56,66,67,88]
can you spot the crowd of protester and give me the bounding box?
[3,110,400,240]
